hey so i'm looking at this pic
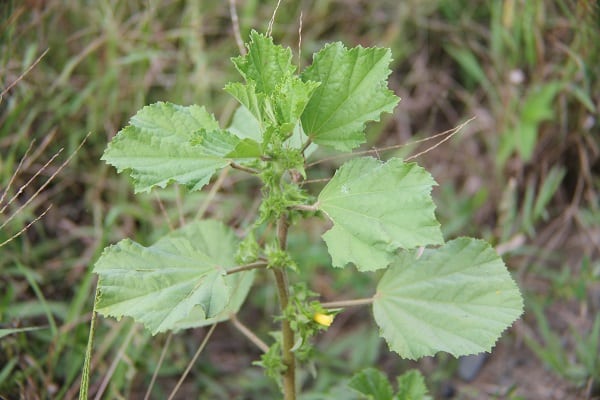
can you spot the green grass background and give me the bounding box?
[1,0,599,399]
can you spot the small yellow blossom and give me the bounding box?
[313,312,334,327]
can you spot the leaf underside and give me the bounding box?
[318,157,443,271]
[94,220,254,334]
[373,238,524,360]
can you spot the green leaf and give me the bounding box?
[521,83,560,124]
[0,326,45,339]
[227,104,262,142]
[94,220,253,334]
[191,127,240,155]
[227,74,319,141]
[318,157,443,271]
[102,102,234,193]
[169,262,255,330]
[270,76,320,129]
[373,238,523,360]
[227,105,317,156]
[396,370,431,400]
[225,81,265,130]
[301,44,399,151]
[444,45,494,96]
[348,368,394,400]
[232,30,295,94]
[517,83,561,161]
[226,138,263,158]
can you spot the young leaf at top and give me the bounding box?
[301,43,399,151]
[373,238,524,360]
[269,75,320,132]
[227,32,319,142]
[227,105,318,156]
[231,30,295,94]
[94,220,254,335]
[102,102,237,193]
[317,157,443,271]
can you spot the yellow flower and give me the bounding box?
[313,312,334,327]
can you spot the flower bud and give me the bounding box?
[313,312,334,327]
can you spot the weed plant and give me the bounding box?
[1,1,598,398]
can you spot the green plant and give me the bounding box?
[83,31,523,399]
[524,257,600,393]
[348,367,433,400]
[524,303,600,389]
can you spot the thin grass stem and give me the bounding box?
[167,323,218,400]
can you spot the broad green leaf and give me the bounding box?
[94,220,253,334]
[191,127,240,155]
[396,370,431,400]
[232,30,295,94]
[318,157,443,271]
[373,238,524,360]
[102,102,235,193]
[348,368,393,400]
[226,138,263,158]
[169,262,255,330]
[301,43,399,151]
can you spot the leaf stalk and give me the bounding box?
[321,297,374,309]
[230,161,260,174]
[225,260,268,275]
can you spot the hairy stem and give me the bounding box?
[272,215,296,400]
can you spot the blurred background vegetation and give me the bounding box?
[1,0,599,399]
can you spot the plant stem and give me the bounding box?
[299,137,312,155]
[321,297,374,308]
[225,260,268,275]
[230,161,260,174]
[290,203,318,212]
[144,333,173,400]
[168,323,217,400]
[272,215,296,400]
[230,313,269,353]
[78,287,99,400]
